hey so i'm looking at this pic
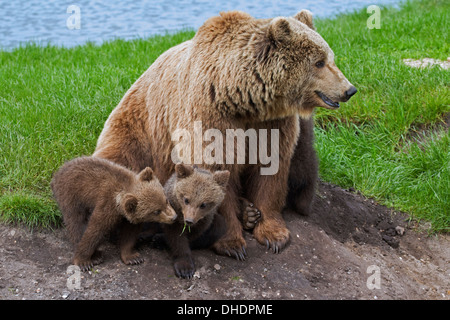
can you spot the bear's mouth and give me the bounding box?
[315,91,340,109]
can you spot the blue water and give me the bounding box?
[0,0,402,49]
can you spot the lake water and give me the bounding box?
[0,0,402,49]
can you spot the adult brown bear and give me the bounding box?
[94,10,356,259]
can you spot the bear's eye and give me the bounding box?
[184,197,189,205]
[315,60,325,68]
[153,210,161,215]
[199,203,206,209]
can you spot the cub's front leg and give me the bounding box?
[119,222,145,265]
[164,223,195,279]
[212,175,248,261]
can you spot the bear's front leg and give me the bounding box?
[212,176,247,261]
[246,116,299,253]
[119,222,145,265]
[164,223,196,279]
[250,173,291,253]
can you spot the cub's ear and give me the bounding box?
[213,170,230,190]
[123,194,138,214]
[139,167,154,182]
[293,9,315,30]
[175,163,194,179]
[268,17,291,43]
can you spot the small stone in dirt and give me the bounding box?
[214,264,221,271]
[61,291,70,299]
[395,226,405,236]
[382,235,399,248]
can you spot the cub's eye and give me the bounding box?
[184,197,189,205]
[315,60,325,68]
[153,210,161,215]
[199,203,206,209]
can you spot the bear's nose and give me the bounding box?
[345,86,357,99]
[185,218,194,226]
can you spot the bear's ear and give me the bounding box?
[293,9,315,30]
[175,163,194,179]
[139,167,154,182]
[213,170,230,190]
[268,17,291,43]
[123,194,138,214]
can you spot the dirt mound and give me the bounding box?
[0,181,448,300]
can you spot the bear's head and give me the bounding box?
[173,164,230,226]
[256,9,357,118]
[119,167,177,224]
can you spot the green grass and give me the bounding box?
[0,0,448,231]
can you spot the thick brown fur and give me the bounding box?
[93,9,356,258]
[287,117,318,216]
[163,164,230,279]
[51,156,177,271]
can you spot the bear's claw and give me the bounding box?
[239,198,262,230]
[213,237,247,261]
[174,257,195,279]
[254,219,290,254]
[225,246,247,261]
[122,252,145,265]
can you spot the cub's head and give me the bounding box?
[119,167,177,224]
[173,164,230,226]
[257,9,357,118]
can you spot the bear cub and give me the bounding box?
[51,156,177,271]
[163,164,262,278]
[163,164,231,279]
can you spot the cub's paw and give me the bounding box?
[212,235,247,261]
[174,257,195,279]
[239,198,261,230]
[121,252,145,265]
[253,218,290,254]
[73,250,103,272]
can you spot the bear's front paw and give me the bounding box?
[121,252,145,265]
[174,257,195,279]
[212,235,247,261]
[73,250,103,272]
[253,218,290,254]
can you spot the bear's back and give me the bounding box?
[51,156,135,209]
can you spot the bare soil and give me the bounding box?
[0,181,448,300]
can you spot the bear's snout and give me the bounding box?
[345,86,358,100]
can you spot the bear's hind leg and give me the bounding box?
[238,197,261,230]
[287,117,318,216]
